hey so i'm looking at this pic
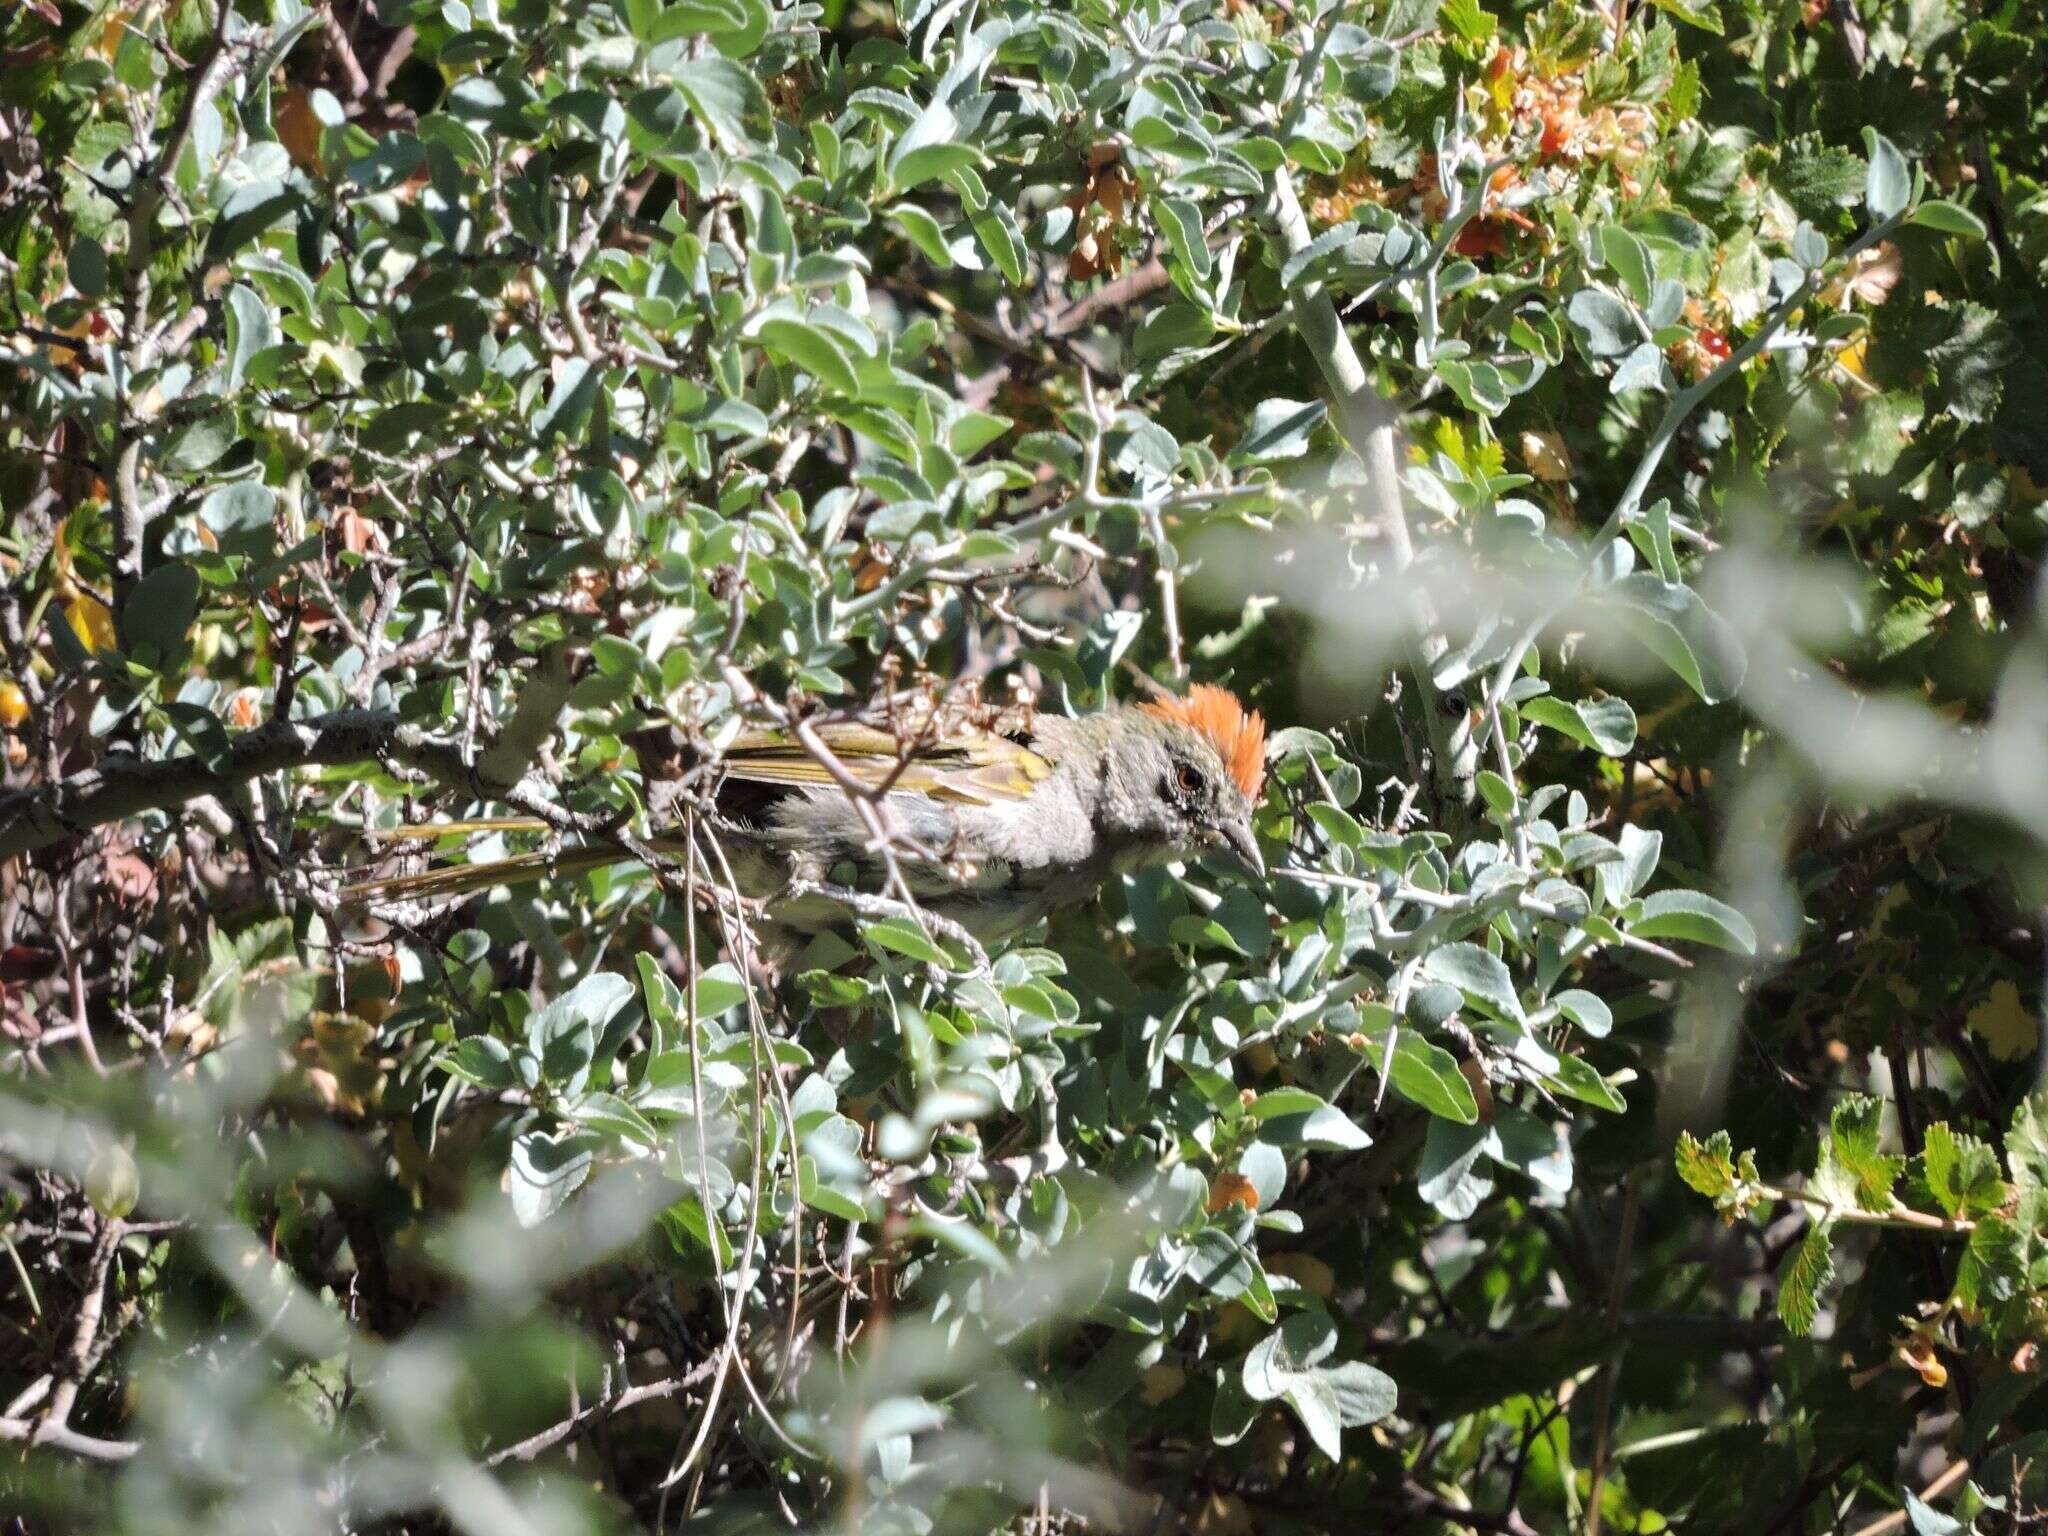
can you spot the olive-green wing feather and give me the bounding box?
[722,723,1051,806]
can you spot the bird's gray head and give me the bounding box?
[1093,686,1267,877]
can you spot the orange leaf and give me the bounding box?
[1206,1171,1259,1213]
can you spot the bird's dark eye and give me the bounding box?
[1174,761,1206,799]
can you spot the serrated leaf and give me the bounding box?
[1675,1129,1736,1200]
[1920,1122,2004,1220]
[1827,1094,1905,1212]
[1778,1219,1836,1335]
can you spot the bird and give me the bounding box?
[341,684,1267,958]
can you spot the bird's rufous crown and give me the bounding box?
[1141,684,1267,803]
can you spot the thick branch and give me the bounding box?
[0,711,448,860]
[1,629,587,860]
[0,1415,141,1461]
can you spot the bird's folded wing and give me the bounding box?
[723,723,1051,806]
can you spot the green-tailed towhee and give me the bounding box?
[344,684,1267,954]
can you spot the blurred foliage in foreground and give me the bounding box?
[4,0,2048,1530]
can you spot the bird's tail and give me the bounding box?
[341,821,640,904]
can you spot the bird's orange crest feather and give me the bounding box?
[1141,685,1267,802]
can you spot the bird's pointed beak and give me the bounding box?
[1221,819,1266,881]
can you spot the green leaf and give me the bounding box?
[1599,225,1654,307]
[889,203,955,268]
[674,56,767,149]
[890,142,981,191]
[1566,289,1639,360]
[1187,1227,1274,1319]
[1156,195,1211,280]
[1611,341,1671,395]
[1368,1029,1479,1124]
[1779,135,1869,218]
[1675,1129,1736,1200]
[1133,303,1216,360]
[446,1035,520,1090]
[1554,989,1613,1038]
[121,562,200,659]
[534,357,601,442]
[1920,1122,2004,1220]
[529,972,636,1087]
[1261,1103,1373,1151]
[508,1130,596,1226]
[1778,1219,1835,1335]
[1522,696,1637,755]
[1418,1119,1494,1219]
[1283,1374,1344,1460]
[1243,1312,1338,1401]
[1475,771,1515,819]
[1861,128,1911,222]
[2008,1095,2048,1195]
[1439,0,1496,44]
[969,203,1026,285]
[1607,575,1747,703]
[1909,200,1987,239]
[1420,941,1524,1024]
[1319,1360,1398,1428]
[204,179,299,263]
[799,1155,872,1221]
[756,317,859,395]
[1631,889,1757,955]
[690,962,750,1019]
[567,1090,661,1147]
[222,284,275,391]
[1827,1094,1906,1212]
[1231,398,1326,463]
[864,917,952,967]
[1643,0,1722,31]
[1210,1369,1259,1446]
[1547,1054,1626,1112]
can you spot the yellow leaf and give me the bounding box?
[1139,1362,1187,1405]
[1968,979,2037,1062]
[1266,1251,1336,1298]
[1518,429,1573,483]
[68,594,116,653]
